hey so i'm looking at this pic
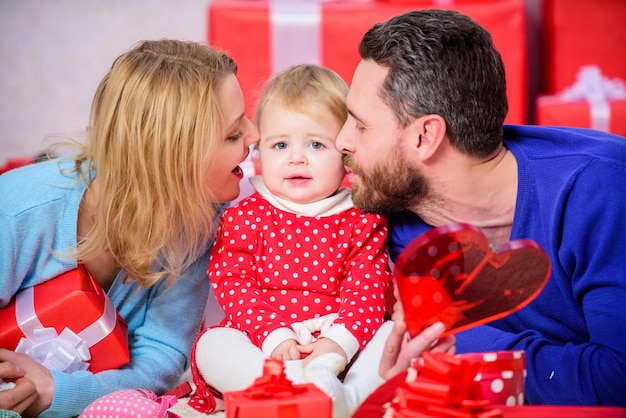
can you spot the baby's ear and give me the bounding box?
[251,144,261,171]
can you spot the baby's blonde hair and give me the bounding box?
[255,64,349,129]
[70,39,237,287]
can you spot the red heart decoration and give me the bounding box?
[395,223,551,338]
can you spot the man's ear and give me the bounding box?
[411,114,446,161]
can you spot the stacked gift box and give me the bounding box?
[208,0,531,199]
[535,0,626,136]
[208,0,529,125]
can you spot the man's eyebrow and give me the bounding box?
[347,109,366,126]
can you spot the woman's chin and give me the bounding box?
[215,186,240,203]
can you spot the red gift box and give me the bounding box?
[541,0,626,95]
[0,266,129,373]
[536,65,626,136]
[536,96,626,137]
[0,157,34,175]
[387,351,526,417]
[208,0,528,124]
[224,359,332,418]
[459,351,526,406]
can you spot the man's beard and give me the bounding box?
[344,151,429,214]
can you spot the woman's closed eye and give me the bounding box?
[227,130,244,142]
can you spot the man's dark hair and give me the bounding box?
[360,9,508,157]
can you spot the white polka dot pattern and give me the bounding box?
[461,350,526,405]
[208,194,392,349]
[80,389,178,418]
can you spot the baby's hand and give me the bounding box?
[299,337,347,368]
[270,339,302,361]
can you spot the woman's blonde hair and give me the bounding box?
[255,64,348,129]
[70,39,237,287]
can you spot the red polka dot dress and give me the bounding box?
[209,188,392,359]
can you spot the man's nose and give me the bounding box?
[335,122,353,155]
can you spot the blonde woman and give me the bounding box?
[0,39,258,417]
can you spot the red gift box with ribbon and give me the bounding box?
[224,359,332,418]
[0,266,129,374]
[208,0,528,124]
[388,351,505,418]
[536,66,626,137]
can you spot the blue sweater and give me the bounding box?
[0,158,215,417]
[386,125,626,406]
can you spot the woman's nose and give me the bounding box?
[244,117,260,146]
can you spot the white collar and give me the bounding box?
[249,176,354,217]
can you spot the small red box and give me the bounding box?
[0,267,129,373]
[224,382,331,418]
[209,0,528,124]
[459,350,526,406]
[536,96,626,137]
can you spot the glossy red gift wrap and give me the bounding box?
[224,359,332,418]
[388,351,504,418]
[0,266,129,373]
[536,96,626,137]
[457,351,526,406]
[535,65,626,136]
[208,0,528,124]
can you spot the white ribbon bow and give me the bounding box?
[558,65,626,132]
[560,65,626,103]
[13,283,119,373]
[291,313,339,345]
[15,327,91,373]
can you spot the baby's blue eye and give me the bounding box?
[311,141,323,150]
[275,142,288,150]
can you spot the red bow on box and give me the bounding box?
[244,359,307,399]
[386,352,503,418]
[223,359,332,418]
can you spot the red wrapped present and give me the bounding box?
[458,351,526,406]
[208,0,528,124]
[224,359,332,418]
[536,66,626,137]
[388,351,504,418]
[541,0,626,95]
[0,266,129,373]
[385,351,526,417]
[0,157,34,175]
